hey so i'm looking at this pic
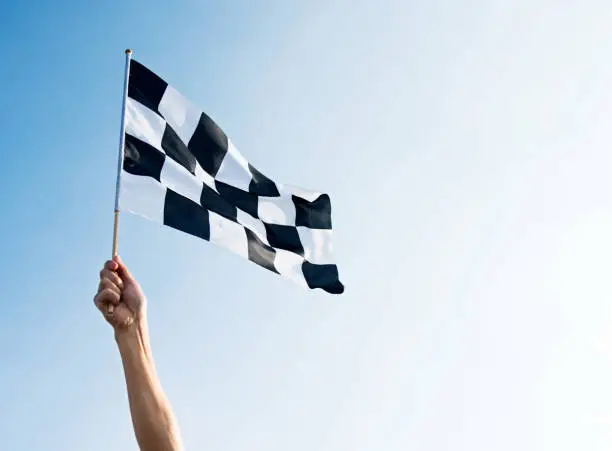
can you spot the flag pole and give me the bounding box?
[109,48,132,314]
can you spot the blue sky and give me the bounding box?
[2,0,612,450]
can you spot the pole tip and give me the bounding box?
[125,48,132,54]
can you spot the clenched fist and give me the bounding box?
[94,256,146,330]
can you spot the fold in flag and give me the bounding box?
[120,60,344,294]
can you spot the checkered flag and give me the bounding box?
[118,59,344,294]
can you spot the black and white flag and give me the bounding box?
[120,60,344,294]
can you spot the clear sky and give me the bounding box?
[1,0,612,449]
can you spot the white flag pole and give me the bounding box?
[109,48,132,314]
[112,48,132,257]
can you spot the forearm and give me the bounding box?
[116,321,183,451]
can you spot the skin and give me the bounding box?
[94,256,183,451]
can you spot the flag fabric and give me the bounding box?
[120,60,344,294]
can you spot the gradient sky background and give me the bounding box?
[1,0,612,450]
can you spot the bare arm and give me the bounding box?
[95,257,183,451]
[116,321,182,451]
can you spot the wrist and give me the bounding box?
[115,319,145,340]
[115,319,152,359]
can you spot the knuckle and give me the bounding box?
[100,278,119,291]
[94,294,103,306]
[95,288,120,305]
[98,288,113,299]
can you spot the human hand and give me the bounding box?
[94,256,146,331]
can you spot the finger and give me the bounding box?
[104,259,119,272]
[99,268,124,291]
[98,278,122,297]
[94,288,121,310]
[113,255,135,282]
[94,296,118,317]
[94,287,121,306]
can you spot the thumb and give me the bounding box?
[113,255,135,282]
